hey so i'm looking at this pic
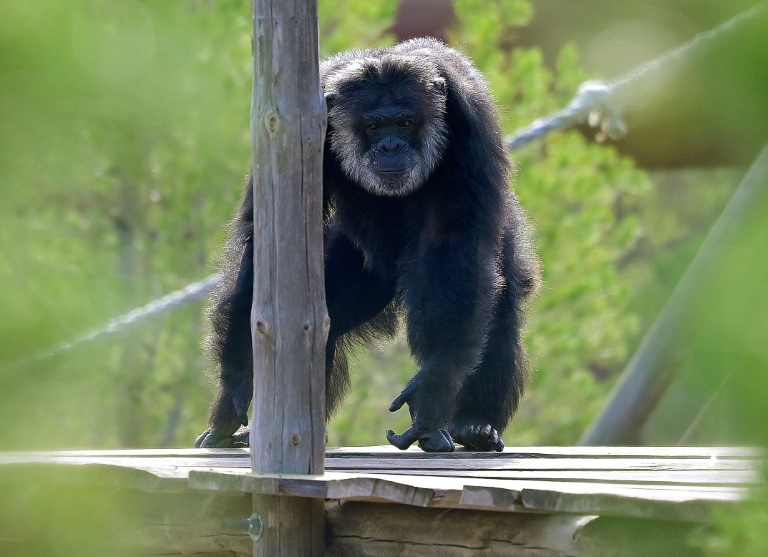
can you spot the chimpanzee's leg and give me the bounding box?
[387,231,497,452]
[451,224,537,451]
[195,235,255,448]
[449,281,521,452]
[192,180,258,448]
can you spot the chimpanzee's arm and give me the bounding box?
[195,187,255,448]
[387,229,498,452]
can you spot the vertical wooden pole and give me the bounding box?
[249,0,327,555]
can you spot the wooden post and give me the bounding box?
[249,0,327,555]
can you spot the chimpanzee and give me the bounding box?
[195,38,539,452]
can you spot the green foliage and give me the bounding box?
[319,0,398,55]
[513,136,651,444]
[0,0,747,454]
[0,0,253,448]
[701,470,768,557]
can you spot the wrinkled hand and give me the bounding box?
[386,426,455,452]
[386,380,455,452]
[194,425,250,448]
[195,386,251,448]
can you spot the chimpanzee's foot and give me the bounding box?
[195,425,250,448]
[451,424,504,452]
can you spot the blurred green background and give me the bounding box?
[1,0,766,451]
[2,0,767,553]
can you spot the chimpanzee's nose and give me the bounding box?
[380,135,404,153]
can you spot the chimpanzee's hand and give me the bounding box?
[194,385,252,448]
[386,426,454,452]
[194,425,250,448]
[386,376,455,452]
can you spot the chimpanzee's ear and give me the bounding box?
[433,77,447,95]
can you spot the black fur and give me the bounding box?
[195,38,539,452]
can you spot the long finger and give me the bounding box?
[194,428,211,448]
[389,382,416,412]
[386,427,420,450]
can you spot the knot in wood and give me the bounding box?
[263,111,280,135]
[289,432,301,447]
[303,323,312,334]
[255,320,268,335]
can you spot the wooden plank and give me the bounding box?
[1,453,756,486]
[0,462,188,492]
[191,470,465,508]
[0,448,759,493]
[2,453,755,472]
[326,456,755,471]
[2,445,759,459]
[0,448,759,522]
[189,469,747,521]
[461,481,745,521]
[325,468,756,485]
[192,468,749,498]
[327,445,761,458]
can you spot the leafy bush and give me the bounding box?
[0,0,657,449]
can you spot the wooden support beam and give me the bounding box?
[581,144,768,445]
[0,473,701,557]
[325,502,702,557]
[249,0,327,554]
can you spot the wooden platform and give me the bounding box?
[0,446,761,556]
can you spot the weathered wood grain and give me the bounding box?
[0,476,701,557]
[329,456,755,470]
[249,0,326,475]
[325,502,702,557]
[327,445,761,458]
[0,447,760,523]
[1,446,758,515]
[2,454,754,473]
[188,468,749,521]
[248,0,327,554]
